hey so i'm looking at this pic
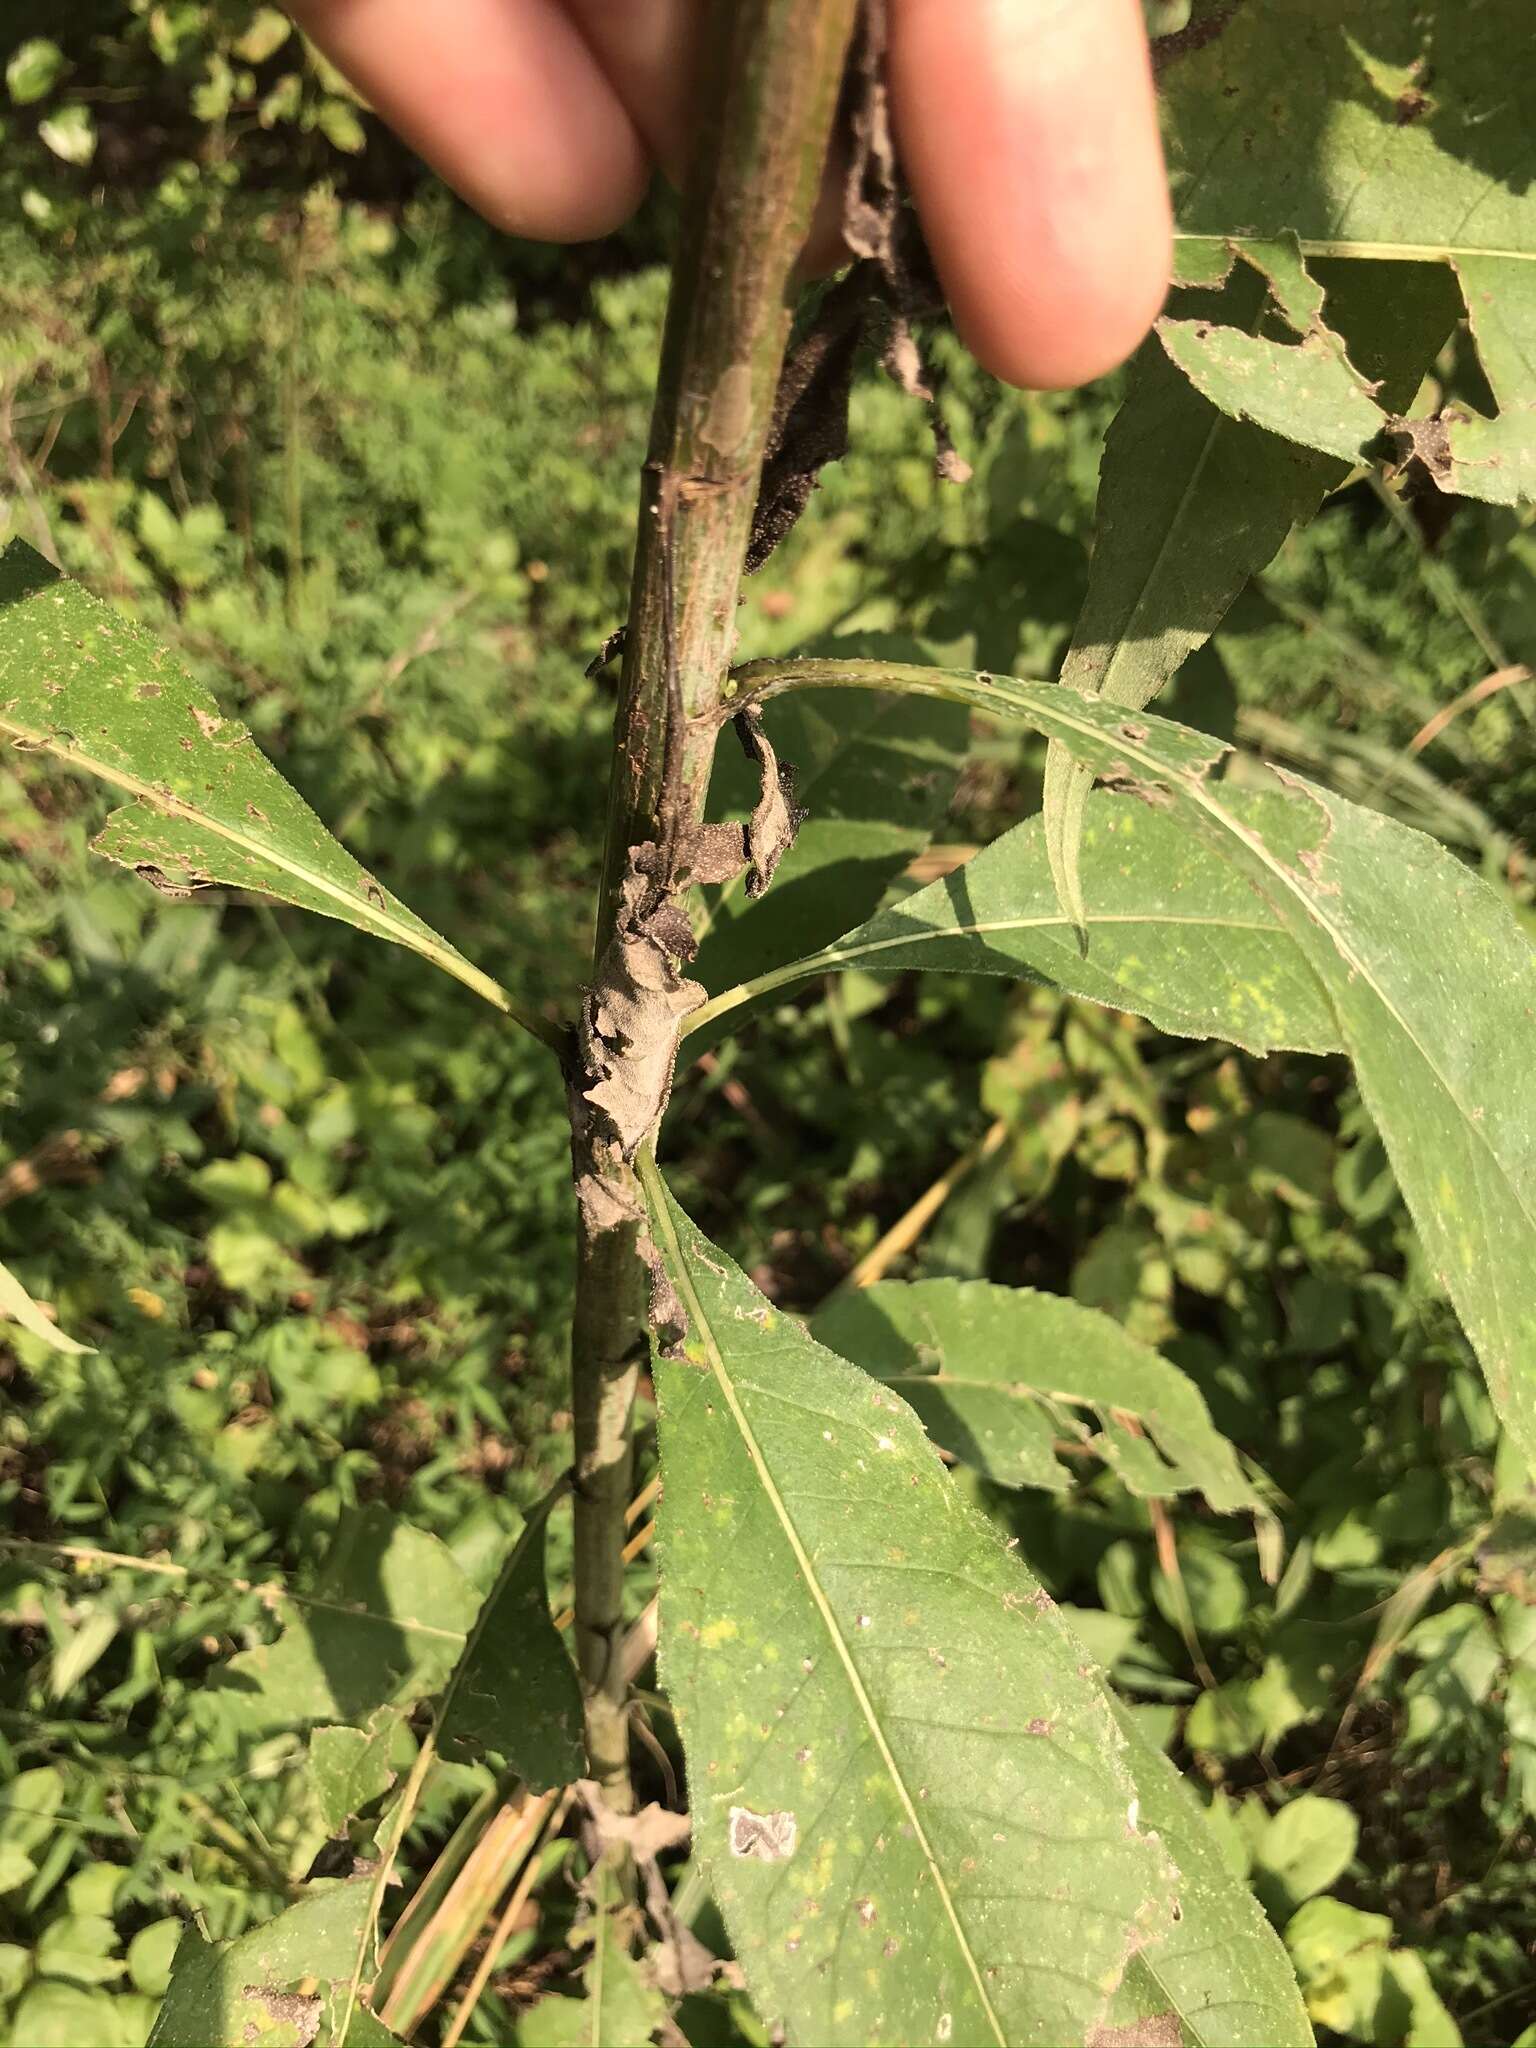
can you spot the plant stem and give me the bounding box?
[569,0,859,1813]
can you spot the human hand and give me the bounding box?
[288,0,1171,389]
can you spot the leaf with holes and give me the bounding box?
[645,1167,1304,2047]
[1040,248,1458,936]
[1162,0,1532,264]
[148,1878,405,2047]
[811,1279,1258,1509]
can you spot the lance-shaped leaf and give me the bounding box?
[1040,257,1457,938]
[0,1254,89,1356]
[644,1167,1306,2047]
[728,661,1536,1473]
[436,1481,583,1792]
[0,541,545,1039]
[686,784,1341,1059]
[811,1278,1258,1511]
[149,1878,405,2047]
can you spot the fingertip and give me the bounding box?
[893,0,1172,390]
[291,0,651,243]
[956,189,1172,390]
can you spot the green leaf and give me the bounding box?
[309,1714,402,1835]
[688,786,1342,1061]
[1250,1796,1360,1922]
[232,9,293,63]
[127,1919,183,2000]
[1162,0,1533,263]
[1155,318,1385,466]
[695,660,969,1003]
[6,36,66,103]
[1283,1898,1393,2041]
[0,541,546,1041]
[0,1254,89,1355]
[1100,1706,1312,2046]
[517,1854,666,2048]
[1394,255,1536,506]
[1038,253,1457,937]
[48,1607,119,1699]
[436,1481,583,1792]
[810,1278,1257,1511]
[644,1165,1303,2047]
[728,661,1536,1474]
[1161,250,1536,505]
[37,101,95,164]
[0,1766,63,1852]
[10,1981,126,2048]
[148,1880,404,2047]
[36,1913,124,1987]
[203,1505,481,1737]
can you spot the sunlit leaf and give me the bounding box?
[0,541,546,1040]
[1103,1705,1312,2046]
[644,1167,1299,2046]
[1162,0,1531,263]
[149,1880,404,2047]
[1039,258,1456,937]
[202,1505,480,1737]
[688,785,1341,1059]
[0,1253,89,1355]
[695,652,969,1000]
[723,661,1536,1472]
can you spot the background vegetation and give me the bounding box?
[1,6,1534,2044]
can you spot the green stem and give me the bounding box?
[569,0,859,1813]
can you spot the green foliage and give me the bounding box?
[644,1168,1304,2048]
[0,541,524,1030]
[811,1276,1259,1507]
[2,2,1535,2044]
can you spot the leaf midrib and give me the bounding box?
[1176,232,1536,267]
[0,711,513,1021]
[687,907,1299,1041]
[647,1170,1009,2048]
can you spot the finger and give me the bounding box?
[890,0,1172,389]
[289,0,651,241]
[560,0,701,177]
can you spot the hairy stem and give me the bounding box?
[569,0,859,1811]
